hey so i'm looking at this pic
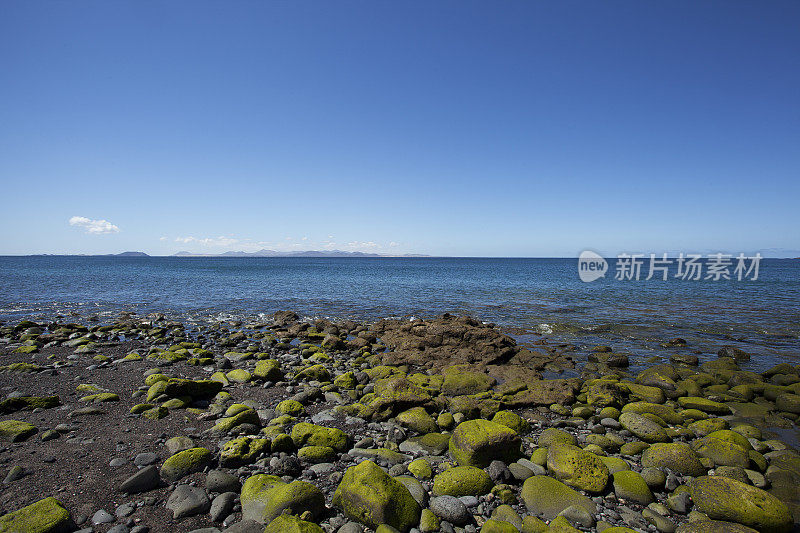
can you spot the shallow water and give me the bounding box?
[0,256,798,371]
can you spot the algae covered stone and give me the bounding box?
[441,365,496,396]
[0,496,71,533]
[546,443,609,493]
[641,442,706,477]
[260,480,325,524]
[449,419,521,467]
[0,396,60,414]
[0,420,37,442]
[264,513,324,533]
[689,475,792,532]
[520,475,596,520]
[618,412,669,443]
[291,422,349,451]
[432,465,493,496]
[160,447,212,482]
[491,410,530,434]
[332,459,421,532]
[220,437,270,467]
[611,470,653,504]
[163,378,223,399]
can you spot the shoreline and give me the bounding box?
[1,311,799,532]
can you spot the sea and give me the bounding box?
[1,256,798,372]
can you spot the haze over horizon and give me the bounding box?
[2,2,799,257]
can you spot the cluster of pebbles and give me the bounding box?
[0,311,799,533]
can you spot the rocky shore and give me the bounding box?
[0,311,799,533]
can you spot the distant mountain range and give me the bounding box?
[173,249,428,258]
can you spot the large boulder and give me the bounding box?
[241,475,324,524]
[449,419,521,467]
[618,412,669,443]
[0,496,72,533]
[546,444,609,493]
[520,475,596,520]
[332,460,421,532]
[641,442,706,477]
[689,475,792,532]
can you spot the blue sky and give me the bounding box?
[1,1,798,257]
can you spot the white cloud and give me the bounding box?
[69,216,120,235]
[174,236,239,247]
[159,236,168,241]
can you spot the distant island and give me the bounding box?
[173,249,429,258]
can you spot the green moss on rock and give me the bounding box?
[689,475,792,532]
[0,496,71,533]
[291,422,348,451]
[641,442,706,477]
[220,437,270,467]
[432,465,493,496]
[449,419,521,467]
[332,460,421,532]
[160,447,212,482]
[0,420,37,442]
[546,443,609,493]
[264,514,324,533]
[520,475,596,520]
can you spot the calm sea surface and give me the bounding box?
[1,256,798,371]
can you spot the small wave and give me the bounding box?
[535,323,554,335]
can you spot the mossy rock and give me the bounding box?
[332,460,421,532]
[1,362,42,373]
[79,393,119,403]
[692,430,751,469]
[688,417,729,437]
[689,475,792,532]
[226,369,252,383]
[334,371,357,389]
[675,521,760,532]
[291,422,348,451]
[619,441,650,456]
[599,455,630,474]
[241,474,285,521]
[546,516,581,532]
[264,513,324,533]
[350,448,411,465]
[260,480,325,524]
[76,383,102,393]
[449,419,521,467]
[480,518,518,533]
[130,403,154,414]
[447,394,501,420]
[432,465,493,496]
[294,364,331,382]
[143,406,169,420]
[145,373,169,386]
[298,445,336,463]
[408,458,433,479]
[612,470,653,504]
[0,496,71,533]
[641,442,706,477]
[537,428,577,447]
[160,447,212,482]
[419,508,440,533]
[163,378,223,399]
[441,365,496,396]
[623,383,666,404]
[0,396,60,414]
[618,412,670,443]
[520,475,596,520]
[14,345,39,354]
[213,408,261,433]
[621,402,683,424]
[276,400,306,416]
[546,443,609,493]
[0,420,37,442]
[677,396,731,414]
[253,359,283,382]
[395,407,438,434]
[220,437,270,467]
[491,410,530,434]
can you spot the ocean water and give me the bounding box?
[0,256,798,371]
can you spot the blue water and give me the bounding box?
[1,256,798,370]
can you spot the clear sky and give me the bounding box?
[1,1,798,257]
